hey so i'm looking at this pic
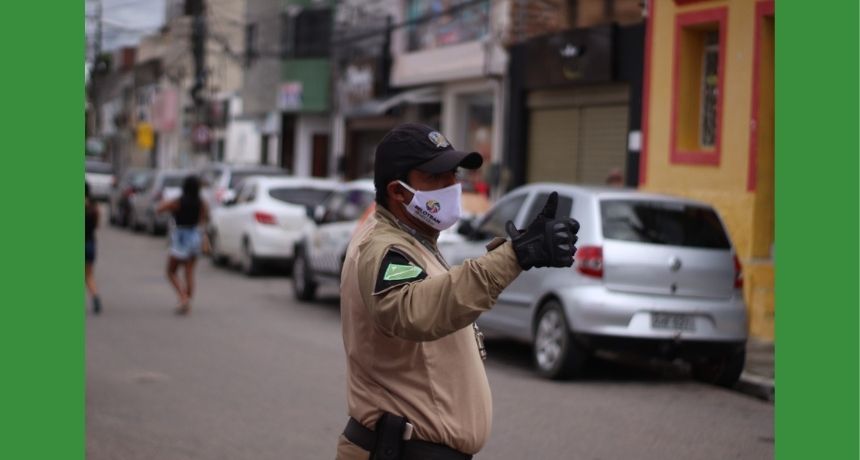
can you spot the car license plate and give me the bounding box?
[651,313,695,332]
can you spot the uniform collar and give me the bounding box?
[375,205,440,246]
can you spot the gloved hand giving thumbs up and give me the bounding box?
[506,192,580,270]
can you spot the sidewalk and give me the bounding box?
[737,338,775,402]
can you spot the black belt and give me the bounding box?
[343,417,473,460]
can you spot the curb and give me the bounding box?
[736,371,774,402]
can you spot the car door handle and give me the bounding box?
[668,256,682,272]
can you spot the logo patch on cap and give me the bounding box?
[425,199,440,214]
[428,131,450,148]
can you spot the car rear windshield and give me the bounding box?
[230,170,287,188]
[269,187,333,207]
[162,176,185,188]
[600,199,730,249]
[86,162,112,174]
[131,171,152,187]
[339,190,375,221]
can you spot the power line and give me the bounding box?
[332,0,491,45]
[101,19,163,31]
[102,0,160,11]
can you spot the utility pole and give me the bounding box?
[188,0,208,156]
[379,15,393,99]
[95,0,103,60]
[189,0,206,106]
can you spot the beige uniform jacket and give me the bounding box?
[336,206,521,459]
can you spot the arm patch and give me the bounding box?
[373,248,428,295]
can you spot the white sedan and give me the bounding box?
[291,180,478,301]
[209,176,338,276]
[85,160,114,201]
[293,179,376,300]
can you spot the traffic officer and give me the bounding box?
[336,123,579,460]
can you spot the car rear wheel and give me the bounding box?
[692,349,746,387]
[119,204,131,227]
[533,300,588,380]
[292,247,317,301]
[129,211,142,232]
[146,211,158,235]
[208,230,228,267]
[109,205,119,226]
[240,237,261,277]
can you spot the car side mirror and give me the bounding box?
[313,204,326,224]
[457,219,475,237]
[223,197,237,206]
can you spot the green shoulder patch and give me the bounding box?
[384,264,424,281]
[373,248,428,295]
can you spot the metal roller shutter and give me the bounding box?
[527,109,580,183]
[527,85,629,185]
[577,104,629,185]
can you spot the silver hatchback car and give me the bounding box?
[441,183,747,386]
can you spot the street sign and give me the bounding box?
[278,82,303,111]
[193,124,211,145]
[136,122,154,150]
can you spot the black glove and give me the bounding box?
[506,192,579,270]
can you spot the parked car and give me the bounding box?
[291,183,485,301]
[199,163,289,210]
[292,180,376,300]
[85,160,114,201]
[441,183,747,386]
[128,170,190,235]
[109,168,153,227]
[209,176,338,276]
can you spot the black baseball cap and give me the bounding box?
[375,123,483,185]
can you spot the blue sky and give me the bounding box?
[85,0,167,56]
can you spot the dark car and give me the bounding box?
[109,168,153,227]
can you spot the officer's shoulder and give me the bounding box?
[358,223,412,257]
[371,245,428,296]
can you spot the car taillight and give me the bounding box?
[576,246,603,278]
[733,254,743,289]
[254,211,277,225]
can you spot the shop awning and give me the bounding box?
[345,86,441,117]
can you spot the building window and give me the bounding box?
[282,9,332,58]
[216,139,225,162]
[406,0,490,52]
[245,23,257,66]
[463,93,493,161]
[458,91,494,194]
[699,30,718,147]
[670,7,726,165]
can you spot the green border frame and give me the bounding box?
[776,0,859,458]
[1,0,858,458]
[0,2,84,459]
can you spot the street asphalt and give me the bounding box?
[87,220,774,460]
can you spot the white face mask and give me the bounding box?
[397,180,462,231]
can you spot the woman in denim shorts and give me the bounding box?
[85,182,103,314]
[157,175,209,315]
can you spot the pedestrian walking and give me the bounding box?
[157,175,209,315]
[336,123,580,459]
[85,182,103,315]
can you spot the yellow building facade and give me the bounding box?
[640,0,774,340]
